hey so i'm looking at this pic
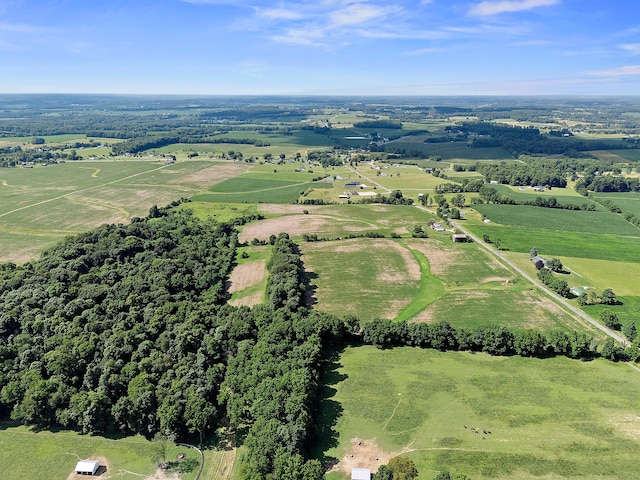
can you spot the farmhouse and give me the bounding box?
[75,459,100,476]
[351,467,371,480]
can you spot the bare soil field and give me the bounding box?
[166,162,252,188]
[239,214,371,243]
[329,438,390,477]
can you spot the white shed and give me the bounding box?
[352,467,371,480]
[75,460,100,475]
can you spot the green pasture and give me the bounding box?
[472,204,639,236]
[320,346,640,480]
[592,191,640,217]
[0,425,200,480]
[180,202,260,222]
[464,223,640,263]
[351,164,444,191]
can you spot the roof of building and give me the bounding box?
[75,460,100,474]
[351,467,371,480]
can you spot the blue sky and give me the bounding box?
[1,0,640,95]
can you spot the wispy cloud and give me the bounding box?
[469,0,559,17]
[255,7,305,20]
[403,47,443,56]
[589,65,640,77]
[621,43,640,55]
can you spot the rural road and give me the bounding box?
[445,216,627,344]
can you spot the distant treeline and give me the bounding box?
[111,135,270,155]
[462,122,624,157]
[475,185,596,211]
[353,119,402,129]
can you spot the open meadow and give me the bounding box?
[319,346,640,480]
[0,425,208,480]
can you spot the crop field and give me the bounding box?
[302,238,422,321]
[0,159,250,262]
[239,204,437,244]
[472,204,640,236]
[464,222,640,263]
[320,346,640,480]
[227,245,270,307]
[193,177,333,204]
[592,191,640,217]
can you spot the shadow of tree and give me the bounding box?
[303,270,319,309]
[309,346,347,471]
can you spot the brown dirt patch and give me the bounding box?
[227,260,266,293]
[609,414,640,439]
[239,214,372,243]
[405,238,463,276]
[330,438,391,476]
[376,241,420,282]
[258,204,323,215]
[144,468,181,480]
[228,291,263,307]
[66,456,109,480]
[481,276,512,284]
[167,162,251,188]
[410,306,436,323]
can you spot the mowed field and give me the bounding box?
[320,346,640,480]
[0,159,250,262]
[0,426,208,480]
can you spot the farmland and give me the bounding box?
[321,346,640,480]
[0,159,250,261]
[2,95,640,480]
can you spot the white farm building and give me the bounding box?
[75,459,100,475]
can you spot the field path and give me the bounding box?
[447,216,627,344]
[0,164,172,220]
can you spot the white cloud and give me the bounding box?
[255,7,305,20]
[621,43,640,55]
[469,0,559,16]
[589,65,640,77]
[328,3,403,28]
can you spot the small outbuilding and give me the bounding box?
[452,234,468,243]
[75,460,100,476]
[352,467,371,480]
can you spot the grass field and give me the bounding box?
[464,222,640,263]
[0,425,201,480]
[319,346,640,480]
[472,204,640,236]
